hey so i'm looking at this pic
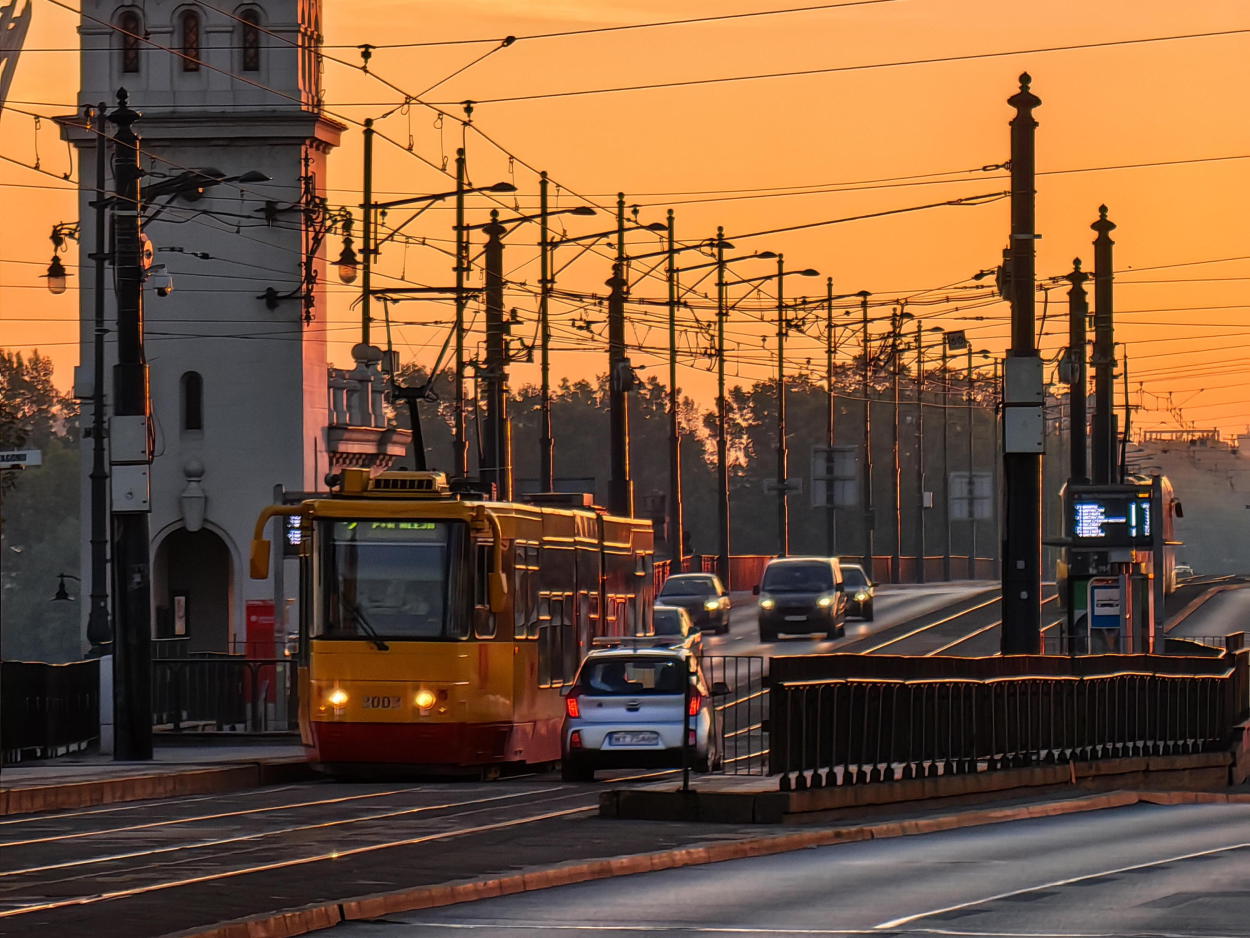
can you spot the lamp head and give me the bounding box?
[755,251,778,259]
[336,237,359,284]
[52,574,72,602]
[644,222,668,232]
[45,255,68,295]
[489,182,517,193]
[797,268,819,277]
[569,206,596,216]
[235,170,271,184]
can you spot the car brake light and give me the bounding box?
[569,729,583,750]
[565,693,581,718]
[688,693,703,717]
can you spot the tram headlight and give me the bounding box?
[414,689,437,710]
[326,688,349,708]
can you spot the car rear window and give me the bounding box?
[652,609,684,635]
[842,567,868,588]
[762,562,834,592]
[660,577,714,597]
[579,657,686,695]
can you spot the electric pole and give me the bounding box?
[858,291,874,575]
[824,278,837,557]
[1066,259,1089,484]
[915,319,927,583]
[453,147,469,478]
[87,101,111,650]
[108,89,152,760]
[1091,206,1117,485]
[775,253,790,557]
[716,228,733,587]
[1000,73,1044,654]
[606,195,632,516]
[538,172,554,492]
[941,335,952,581]
[666,209,684,568]
[481,210,511,500]
[360,118,374,346]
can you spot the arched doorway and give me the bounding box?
[153,527,233,654]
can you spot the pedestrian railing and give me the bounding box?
[1,659,100,764]
[151,657,297,733]
[703,654,768,775]
[768,650,1248,792]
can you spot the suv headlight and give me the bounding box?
[816,592,837,608]
[853,590,869,603]
[759,594,776,610]
[703,599,720,611]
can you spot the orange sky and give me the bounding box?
[2,0,1248,436]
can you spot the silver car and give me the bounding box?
[560,646,727,782]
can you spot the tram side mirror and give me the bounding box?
[490,570,509,614]
[250,537,271,580]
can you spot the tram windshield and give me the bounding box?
[319,520,463,640]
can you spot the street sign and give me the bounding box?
[762,478,803,495]
[949,471,992,520]
[810,445,858,508]
[0,449,41,469]
[1087,577,1122,631]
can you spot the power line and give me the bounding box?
[426,26,1250,105]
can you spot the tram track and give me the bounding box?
[0,783,601,924]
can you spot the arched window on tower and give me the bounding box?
[240,9,261,72]
[119,10,142,73]
[182,372,204,432]
[180,9,201,71]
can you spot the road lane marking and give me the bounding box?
[0,783,308,826]
[873,839,1250,930]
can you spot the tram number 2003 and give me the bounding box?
[362,695,403,710]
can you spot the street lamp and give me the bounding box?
[45,255,69,294]
[52,573,81,602]
[723,254,819,556]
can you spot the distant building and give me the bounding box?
[64,1,406,654]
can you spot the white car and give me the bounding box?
[560,645,727,782]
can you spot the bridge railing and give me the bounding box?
[768,650,1248,792]
[1,659,100,764]
[151,657,298,733]
[703,654,768,775]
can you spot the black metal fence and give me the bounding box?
[769,651,1248,791]
[704,655,768,775]
[2,659,100,764]
[151,658,297,733]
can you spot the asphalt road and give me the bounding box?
[333,801,1250,937]
[1170,583,1250,642]
[705,582,995,659]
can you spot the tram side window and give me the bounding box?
[473,543,496,638]
[561,597,578,682]
[538,595,563,686]
[513,544,541,639]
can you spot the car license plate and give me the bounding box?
[609,731,659,746]
[784,614,807,622]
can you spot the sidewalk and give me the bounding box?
[0,741,310,815]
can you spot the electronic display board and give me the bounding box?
[1067,484,1154,549]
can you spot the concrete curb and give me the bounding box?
[0,758,314,817]
[167,788,1153,938]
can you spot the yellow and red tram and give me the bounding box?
[249,469,655,771]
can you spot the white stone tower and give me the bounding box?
[66,1,340,653]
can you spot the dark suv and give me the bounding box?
[840,562,875,621]
[755,557,846,641]
[656,573,732,634]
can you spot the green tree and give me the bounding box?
[0,351,81,662]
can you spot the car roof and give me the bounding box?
[765,556,835,566]
[664,573,717,582]
[653,604,691,617]
[840,562,866,572]
[581,645,690,662]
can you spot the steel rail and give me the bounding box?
[858,595,1001,654]
[926,595,1060,656]
[0,788,571,882]
[0,802,597,920]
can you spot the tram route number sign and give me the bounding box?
[1067,484,1154,549]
